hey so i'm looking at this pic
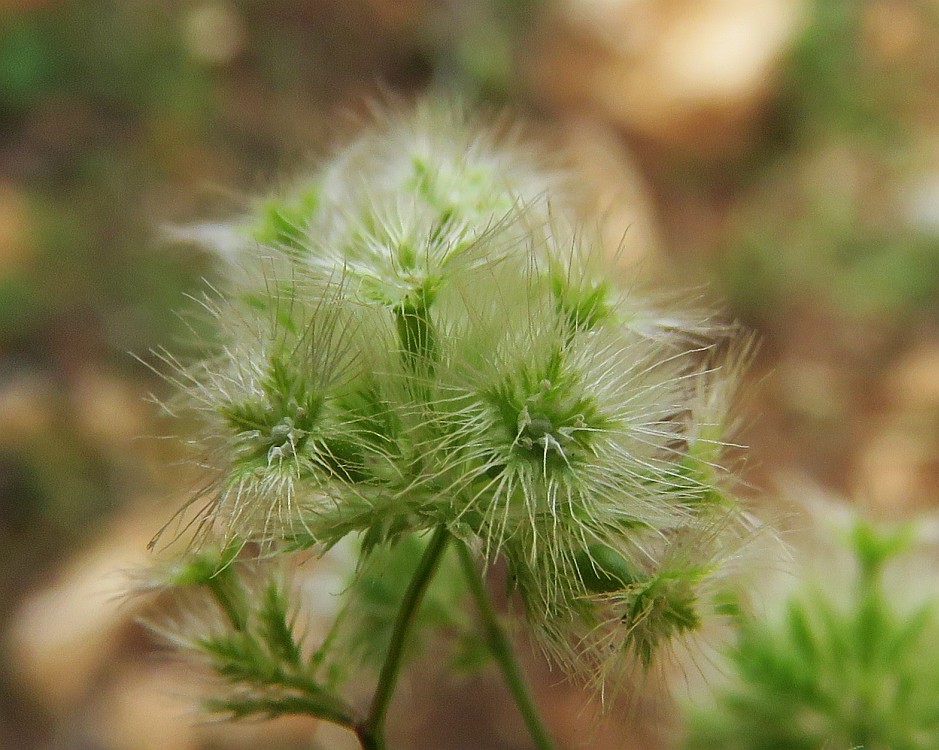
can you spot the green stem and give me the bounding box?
[358,525,451,750]
[355,726,382,750]
[456,542,557,750]
[206,570,248,631]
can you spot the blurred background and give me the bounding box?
[1,0,939,748]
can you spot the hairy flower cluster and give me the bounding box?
[160,101,753,693]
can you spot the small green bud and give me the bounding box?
[169,540,242,586]
[252,184,319,252]
[551,270,615,332]
[623,573,702,669]
[574,544,638,594]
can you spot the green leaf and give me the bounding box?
[850,519,912,583]
[252,184,320,253]
[573,544,638,594]
[257,581,302,666]
[785,601,818,662]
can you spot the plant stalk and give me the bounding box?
[456,542,557,750]
[357,525,451,749]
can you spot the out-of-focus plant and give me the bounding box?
[415,0,544,99]
[719,146,939,322]
[140,101,756,749]
[0,2,217,611]
[683,511,939,750]
[716,0,939,324]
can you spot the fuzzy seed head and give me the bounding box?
[156,100,758,700]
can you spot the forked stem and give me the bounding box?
[354,529,556,750]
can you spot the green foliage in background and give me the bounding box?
[717,0,939,324]
[684,519,939,750]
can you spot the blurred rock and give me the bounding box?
[69,367,150,452]
[855,420,939,513]
[6,508,160,710]
[532,0,806,156]
[863,341,939,512]
[200,714,321,750]
[775,358,848,423]
[90,664,201,750]
[90,662,319,750]
[862,0,926,64]
[0,181,36,278]
[0,372,56,447]
[5,493,351,746]
[560,117,663,270]
[885,343,939,411]
[312,721,363,750]
[183,3,245,66]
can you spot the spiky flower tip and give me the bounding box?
[159,99,755,694]
[523,514,756,706]
[149,274,405,548]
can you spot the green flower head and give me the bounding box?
[157,100,756,699]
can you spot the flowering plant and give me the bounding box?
[683,509,939,750]
[143,101,754,750]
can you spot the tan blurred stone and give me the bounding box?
[91,664,201,750]
[6,491,355,741]
[0,181,36,278]
[0,373,56,447]
[6,509,160,709]
[532,0,807,156]
[69,367,150,451]
[310,721,362,750]
[198,710,319,749]
[89,661,319,750]
[86,661,324,750]
[775,359,847,422]
[183,3,245,66]
[855,424,939,513]
[560,117,663,270]
[885,344,939,411]
[863,0,926,63]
